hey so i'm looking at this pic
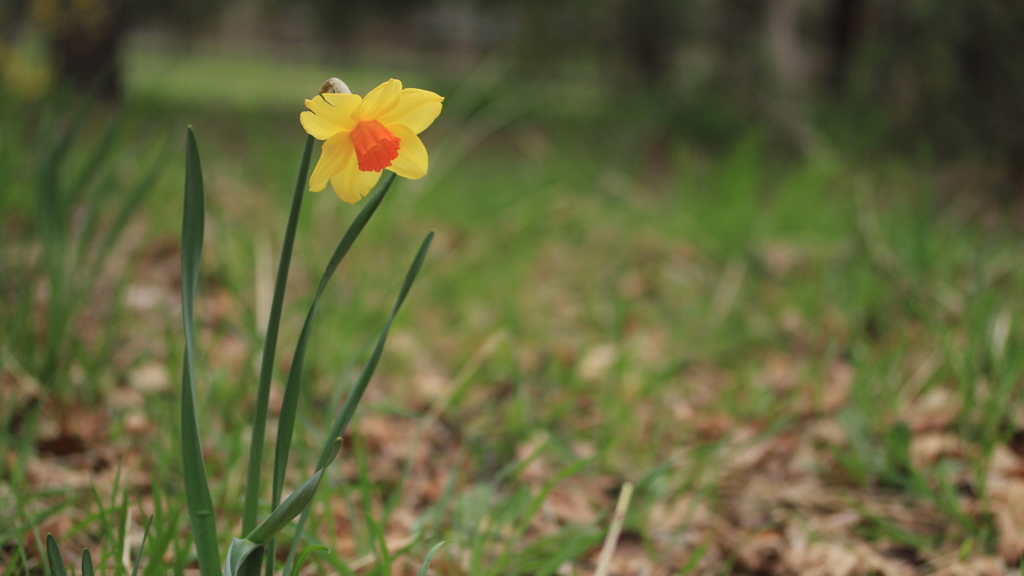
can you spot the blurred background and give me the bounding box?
[3,0,1024,177]
[6,0,1024,573]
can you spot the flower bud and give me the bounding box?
[319,78,351,95]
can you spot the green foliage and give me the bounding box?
[0,92,162,396]
[45,515,152,576]
[288,545,329,576]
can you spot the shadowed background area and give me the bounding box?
[4,0,1024,180]
[5,1,1024,575]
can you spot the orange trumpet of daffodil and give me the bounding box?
[301,78,444,203]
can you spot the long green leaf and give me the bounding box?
[116,487,130,575]
[249,439,342,545]
[415,542,447,576]
[143,485,183,576]
[82,549,94,576]
[289,545,330,576]
[46,534,67,576]
[271,171,396,501]
[282,231,435,575]
[130,515,154,576]
[223,539,264,576]
[242,135,313,542]
[266,172,396,576]
[365,513,392,576]
[181,127,221,575]
[318,232,435,465]
[227,441,340,576]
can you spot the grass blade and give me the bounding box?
[289,545,330,576]
[66,110,124,207]
[180,127,221,575]
[243,135,314,537]
[83,136,170,286]
[365,513,392,576]
[46,534,67,576]
[283,231,435,574]
[130,516,154,576]
[117,488,130,575]
[415,542,446,576]
[143,486,182,576]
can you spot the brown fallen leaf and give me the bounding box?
[577,343,619,383]
[910,432,969,469]
[129,361,171,395]
[904,387,961,433]
[930,556,1007,576]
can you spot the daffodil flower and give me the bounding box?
[301,78,444,203]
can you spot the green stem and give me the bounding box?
[242,135,314,540]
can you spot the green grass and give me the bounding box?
[5,44,1024,574]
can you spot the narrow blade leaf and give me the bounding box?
[181,127,221,575]
[243,136,315,539]
[290,545,330,576]
[365,513,392,576]
[223,539,264,576]
[318,232,435,466]
[82,549,94,576]
[265,171,395,576]
[248,438,342,545]
[415,542,447,576]
[46,534,67,576]
[283,232,434,574]
[130,515,154,576]
[271,171,396,506]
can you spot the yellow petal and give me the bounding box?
[378,88,444,134]
[309,132,354,192]
[329,163,383,204]
[321,92,362,111]
[300,111,338,141]
[387,125,428,180]
[352,79,402,122]
[302,94,361,139]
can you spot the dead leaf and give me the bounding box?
[811,361,855,414]
[736,530,785,573]
[910,433,968,469]
[516,431,551,484]
[904,388,961,433]
[931,556,1007,576]
[987,446,1024,562]
[130,361,170,394]
[578,343,619,382]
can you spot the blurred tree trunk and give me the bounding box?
[617,0,676,88]
[827,0,867,93]
[767,0,818,154]
[0,0,29,42]
[49,10,127,99]
[12,0,224,100]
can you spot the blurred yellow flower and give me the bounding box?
[301,78,443,203]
